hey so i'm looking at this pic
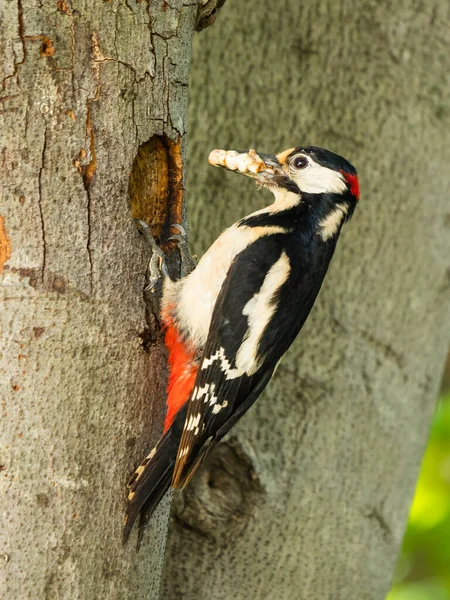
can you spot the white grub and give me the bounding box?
[208,148,268,175]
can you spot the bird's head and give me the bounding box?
[209,145,359,235]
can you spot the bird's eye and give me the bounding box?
[292,155,309,169]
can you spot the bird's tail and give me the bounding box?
[122,427,178,545]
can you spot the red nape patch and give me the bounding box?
[163,320,198,432]
[341,171,360,200]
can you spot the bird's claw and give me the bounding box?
[144,252,169,292]
[135,219,169,291]
[135,218,147,233]
[170,223,187,237]
[144,277,160,293]
[168,234,183,243]
[168,223,196,276]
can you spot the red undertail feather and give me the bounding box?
[163,317,198,433]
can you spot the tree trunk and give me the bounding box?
[162,1,450,599]
[0,1,222,597]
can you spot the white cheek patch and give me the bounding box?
[294,161,347,195]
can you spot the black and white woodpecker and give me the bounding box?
[123,145,360,544]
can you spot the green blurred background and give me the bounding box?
[388,357,450,600]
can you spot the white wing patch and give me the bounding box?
[199,251,291,380]
[235,251,291,376]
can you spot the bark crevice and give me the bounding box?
[37,126,48,281]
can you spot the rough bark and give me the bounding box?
[0,1,218,598]
[162,1,450,599]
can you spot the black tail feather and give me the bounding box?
[136,469,173,549]
[123,427,178,545]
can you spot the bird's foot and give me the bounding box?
[135,219,169,292]
[168,223,197,276]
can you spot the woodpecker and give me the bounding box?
[123,145,359,544]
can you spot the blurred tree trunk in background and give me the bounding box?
[441,351,450,393]
[0,1,220,598]
[162,1,450,599]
